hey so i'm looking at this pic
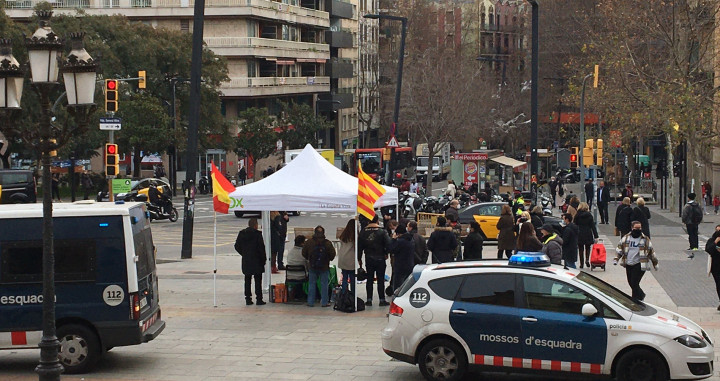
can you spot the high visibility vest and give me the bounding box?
[543,233,557,244]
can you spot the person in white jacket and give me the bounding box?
[337,219,356,297]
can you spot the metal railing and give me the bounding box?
[221,76,330,88]
[204,37,329,52]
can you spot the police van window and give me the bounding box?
[131,207,155,280]
[458,273,515,307]
[521,275,592,315]
[1,239,96,283]
[575,271,645,312]
[428,275,463,300]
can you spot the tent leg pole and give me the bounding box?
[262,211,271,294]
[354,214,359,312]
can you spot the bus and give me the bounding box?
[349,147,414,184]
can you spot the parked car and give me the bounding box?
[0,169,36,204]
[457,202,561,240]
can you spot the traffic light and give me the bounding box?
[585,139,594,150]
[105,143,119,177]
[583,147,594,167]
[48,139,57,157]
[570,147,578,168]
[105,79,118,112]
[596,139,603,166]
[138,70,146,89]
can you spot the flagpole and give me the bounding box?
[354,214,358,312]
[213,210,217,307]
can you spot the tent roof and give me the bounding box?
[228,144,397,212]
[491,155,527,169]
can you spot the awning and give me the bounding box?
[491,155,527,171]
[276,60,295,65]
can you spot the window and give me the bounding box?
[1,239,97,283]
[521,275,593,315]
[429,276,463,300]
[247,20,257,37]
[133,228,156,280]
[459,273,515,307]
[180,19,189,32]
[477,204,501,216]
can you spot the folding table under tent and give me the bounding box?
[225,144,399,294]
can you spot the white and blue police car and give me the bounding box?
[382,253,714,381]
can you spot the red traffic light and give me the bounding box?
[106,80,117,90]
[570,154,578,162]
[106,143,117,155]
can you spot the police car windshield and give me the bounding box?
[575,272,645,312]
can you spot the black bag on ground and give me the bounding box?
[333,290,365,313]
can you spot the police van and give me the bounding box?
[0,201,165,373]
[382,253,714,381]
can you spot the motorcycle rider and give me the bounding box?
[148,182,172,214]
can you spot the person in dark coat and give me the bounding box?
[81,171,94,200]
[238,166,247,185]
[358,214,392,306]
[574,203,598,268]
[463,221,484,260]
[302,225,337,307]
[561,213,579,268]
[540,223,563,265]
[516,221,543,252]
[234,218,267,305]
[597,181,611,224]
[584,179,594,210]
[704,225,720,310]
[631,197,651,237]
[615,197,633,237]
[530,206,545,237]
[427,216,458,263]
[270,211,289,271]
[389,225,415,292]
[407,221,429,265]
[496,204,516,259]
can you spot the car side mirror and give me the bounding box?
[581,303,598,317]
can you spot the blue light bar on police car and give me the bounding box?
[509,252,551,267]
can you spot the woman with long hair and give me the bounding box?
[337,219,356,297]
[574,202,598,268]
[516,222,543,252]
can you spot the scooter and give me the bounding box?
[402,191,423,218]
[540,193,553,216]
[198,176,210,194]
[135,193,179,222]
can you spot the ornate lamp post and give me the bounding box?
[0,10,97,381]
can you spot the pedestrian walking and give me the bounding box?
[714,194,720,215]
[574,202,598,269]
[549,176,557,207]
[270,211,289,272]
[631,197,651,237]
[445,180,457,199]
[238,166,247,185]
[540,223,563,265]
[615,197,633,237]
[358,214,391,307]
[302,225,336,307]
[585,179,594,210]
[463,221,484,260]
[407,221,429,265]
[567,195,580,219]
[561,213,579,268]
[427,216,458,263]
[597,181,610,224]
[51,173,61,201]
[337,219,356,298]
[613,221,659,301]
[81,171,94,200]
[516,221,543,252]
[234,218,267,306]
[704,225,720,310]
[388,225,415,292]
[621,184,633,200]
[496,204,516,259]
[682,193,704,254]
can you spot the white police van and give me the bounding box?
[0,201,165,373]
[382,253,714,381]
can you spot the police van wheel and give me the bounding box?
[57,324,101,374]
[616,348,668,381]
[418,339,467,381]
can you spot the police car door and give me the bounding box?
[449,273,523,362]
[518,274,607,373]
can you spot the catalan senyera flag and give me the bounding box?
[357,161,386,220]
[211,161,235,214]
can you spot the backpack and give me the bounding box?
[309,241,328,270]
[333,290,365,313]
[692,203,704,224]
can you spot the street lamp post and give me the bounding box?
[364,13,406,185]
[526,0,538,203]
[0,12,97,381]
[170,77,190,197]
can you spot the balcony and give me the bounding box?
[204,37,329,59]
[220,76,330,96]
[326,60,353,78]
[325,0,353,19]
[325,30,353,48]
[5,0,330,27]
[318,92,353,109]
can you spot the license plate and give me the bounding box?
[139,296,148,309]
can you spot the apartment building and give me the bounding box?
[6,0,362,177]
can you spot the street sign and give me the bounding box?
[100,117,122,131]
[553,141,559,151]
[112,179,132,194]
[386,135,400,148]
[454,153,488,161]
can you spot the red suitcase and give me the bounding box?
[590,241,607,271]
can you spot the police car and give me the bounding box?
[382,253,714,381]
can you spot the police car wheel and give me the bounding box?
[615,349,668,381]
[418,339,467,381]
[57,324,101,374]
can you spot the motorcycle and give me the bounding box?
[419,196,439,214]
[198,176,210,195]
[401,191,423,218]
[122,192,179,222]
[540,193,553,216]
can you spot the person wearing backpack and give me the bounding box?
[234,218,267,306]
[301,225,336,307]
[358,214,392,306]
[682,193,704,255]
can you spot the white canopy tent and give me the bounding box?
[225,144,399,294]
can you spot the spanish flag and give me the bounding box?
[357,161,386,220]
[211,161,235,214]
